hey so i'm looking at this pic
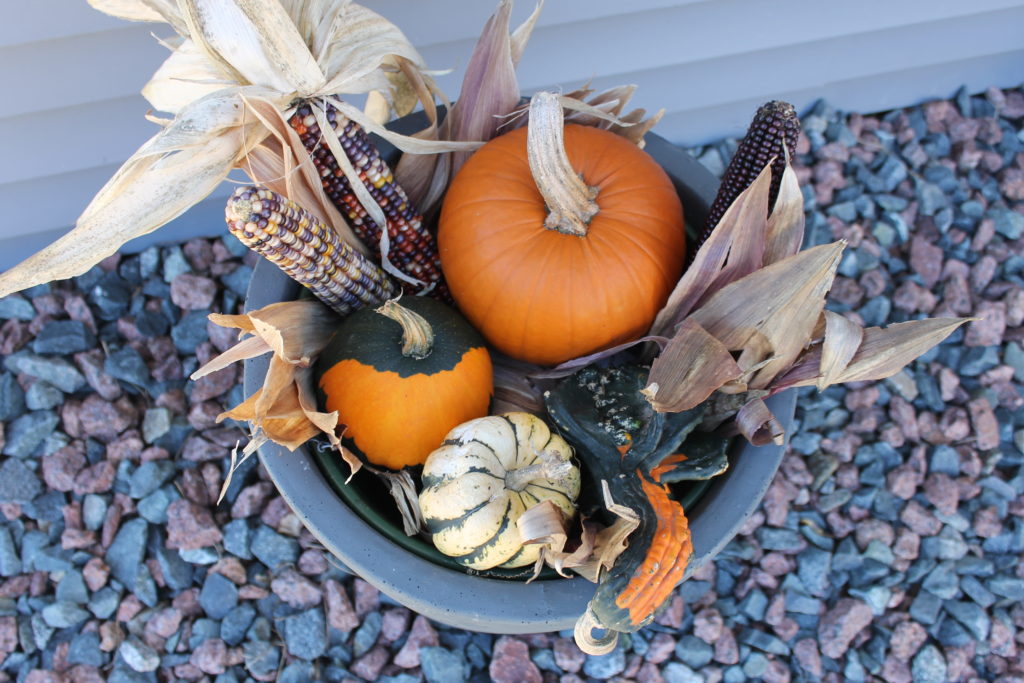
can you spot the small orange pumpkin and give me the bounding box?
[315,298,493,470]
[438,93,686,365]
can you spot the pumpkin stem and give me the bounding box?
[527,92,599,237]
[376,299,434,359]
[505,451,573,492]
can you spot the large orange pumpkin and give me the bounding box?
[438,113,686,366]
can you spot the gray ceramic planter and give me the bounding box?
[242,123,797,634]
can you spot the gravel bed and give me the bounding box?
[0,85,1021,682]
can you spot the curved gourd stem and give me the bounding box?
[376,299,434,359]
[504,452,572,492]
[574,606,618,655]
[527,92,599,237]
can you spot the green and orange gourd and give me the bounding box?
[316,297,493,470]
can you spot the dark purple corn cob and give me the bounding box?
[288,102,448,299]
[699,101,801,245]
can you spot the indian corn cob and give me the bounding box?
[226,186,398,316]
[288,101,448,299]
[699,100,801,245]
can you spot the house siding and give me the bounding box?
[1,0,1021,269]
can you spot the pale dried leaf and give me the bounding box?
[493,358,545,415]
[530,336,668,380]
[509,1,544,66]
[736,397,785,446]
[378,470,424,536]
[142,40,233,114]
[817,311,862,390]
[88,0,183,26]
[649,162,775,336]
[245,299,339,365]
[691,242,845,389]
[698,162,772,300]
[316,2,426,97]
[363,89,390,125]
[447,0,521,174]
[644,319,743,413]
[570,481,640,583]
[836,318,971,384]
[0,121,261,298]
[219,385,321,451]
[182,0,324,94]
[191,335,271,380]
[255,355,299,423]
[763,160,805,265]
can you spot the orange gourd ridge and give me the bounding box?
[438,123,686,366]
[315,297,493,470]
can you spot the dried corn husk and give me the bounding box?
[638,150,969,444]
[191,299,362,480]
[0,0,483,298]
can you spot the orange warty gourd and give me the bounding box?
[438,95,686,365]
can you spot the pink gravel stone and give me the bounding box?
[393,615,439,668]
[818,599,873,658]
[324,580,359,633]
[490,636,542,683]
[170,274,217,310]
[166,500,223,550]
[271,567,322,608]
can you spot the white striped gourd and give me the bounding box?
[419,413,580,570]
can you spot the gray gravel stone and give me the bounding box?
[128,460,176,499]
[243,639,281,678]
[142,408,172,444]
[675,635,713,669]
[24,381,63,411]
[663,662,703,683]
[138,485,179,524]
[106,518,148,587]
[223,519,253,560]
[419,647,466,683]
[221,603,256,646]
[986,575,1024,600]
[120,636,161,673]
[0,295,35,320]
[55,571,89,604]
[282,608,327,660]
[14,354,86,392]
[921,562,959,599]
[353,610,381,657]
[583,647,626,679]
[251,525,299,569]
[0,458,42,503]
[41,601,90,628]
[199,573,239,620]
[797,546,832,597]
[2,411,60,459]
[0,373,25,421]
[68,632,105,667]
[0,527,21,576]
[31,320,95,354]
[909,591,943,625]
[88,586,121,619]
[912,644,947,682]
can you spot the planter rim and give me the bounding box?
[243,123,796,634]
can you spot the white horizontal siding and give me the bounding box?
[1,0,1022,271]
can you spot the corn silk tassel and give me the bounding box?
[226,186,397,316]
[699,101,801,246]
[288,101,448,299]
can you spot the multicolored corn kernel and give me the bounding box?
[225,186,397,316]
[700,100,801,244]
[288,101,447,299]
